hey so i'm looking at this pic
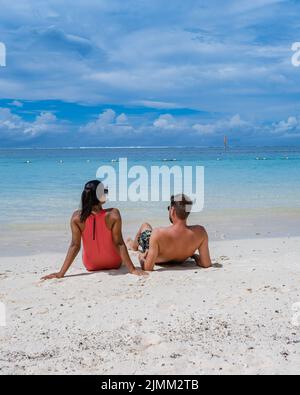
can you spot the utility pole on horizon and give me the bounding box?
[224,135,228,151]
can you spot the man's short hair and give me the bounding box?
[171,194,193,220]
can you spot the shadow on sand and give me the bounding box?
[155,261,223,272]
[64,269,127,279]
[61,262,223,278]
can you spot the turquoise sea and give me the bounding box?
[0,147,300,229]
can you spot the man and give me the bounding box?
[127,194,212,271]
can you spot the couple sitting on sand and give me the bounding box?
[43,180,212,280]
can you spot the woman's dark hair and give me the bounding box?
[80,180,101,222]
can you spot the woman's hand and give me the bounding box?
[41,272,64,281]
[41,213,82,281]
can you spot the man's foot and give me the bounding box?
[191,254,201,267]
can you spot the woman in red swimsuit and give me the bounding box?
[43,180,146,279]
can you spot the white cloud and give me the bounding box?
[271,116,300,136]
[80,109,134,135]
[0,107,64,139]
[0,108,25,135]
[153,114,179,130]
[0,0,298,124]
[228,114,248,128]
[23,112,59,137]
[10,100,23,108]
[116,113,129,125]
[97,109,116,125]
[192,123,216,135]
[135,100,182,110]
[193,114,250,136]
[2,104,300,145]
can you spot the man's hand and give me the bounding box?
[41,272,64,281]
[191,254,201,266]
[192,251,212,269]
[130,268,149,276]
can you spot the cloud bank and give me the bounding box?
[0,0,300,146]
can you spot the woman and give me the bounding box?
[43,180,146,279]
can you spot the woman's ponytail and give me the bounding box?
[80,180,101,222]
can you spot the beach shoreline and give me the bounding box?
[1,207,300,257]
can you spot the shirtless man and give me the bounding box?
[127,194,212,272]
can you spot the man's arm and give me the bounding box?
[42,213,82,280]
[196,227,212,269]
[143,231,159,272]
[111,209,147,276]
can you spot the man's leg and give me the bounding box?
[127,223,152,251]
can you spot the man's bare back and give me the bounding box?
[128,195,212,272]
[137,223,211,271]
[151,224,210,264]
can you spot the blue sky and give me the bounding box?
[0,0,300,147]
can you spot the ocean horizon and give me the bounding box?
[1,145,300,150]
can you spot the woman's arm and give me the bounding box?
[111,209,147,276]
[42,213,82,280]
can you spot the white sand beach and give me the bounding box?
[0,235,299,375]
[2,0,300,377]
